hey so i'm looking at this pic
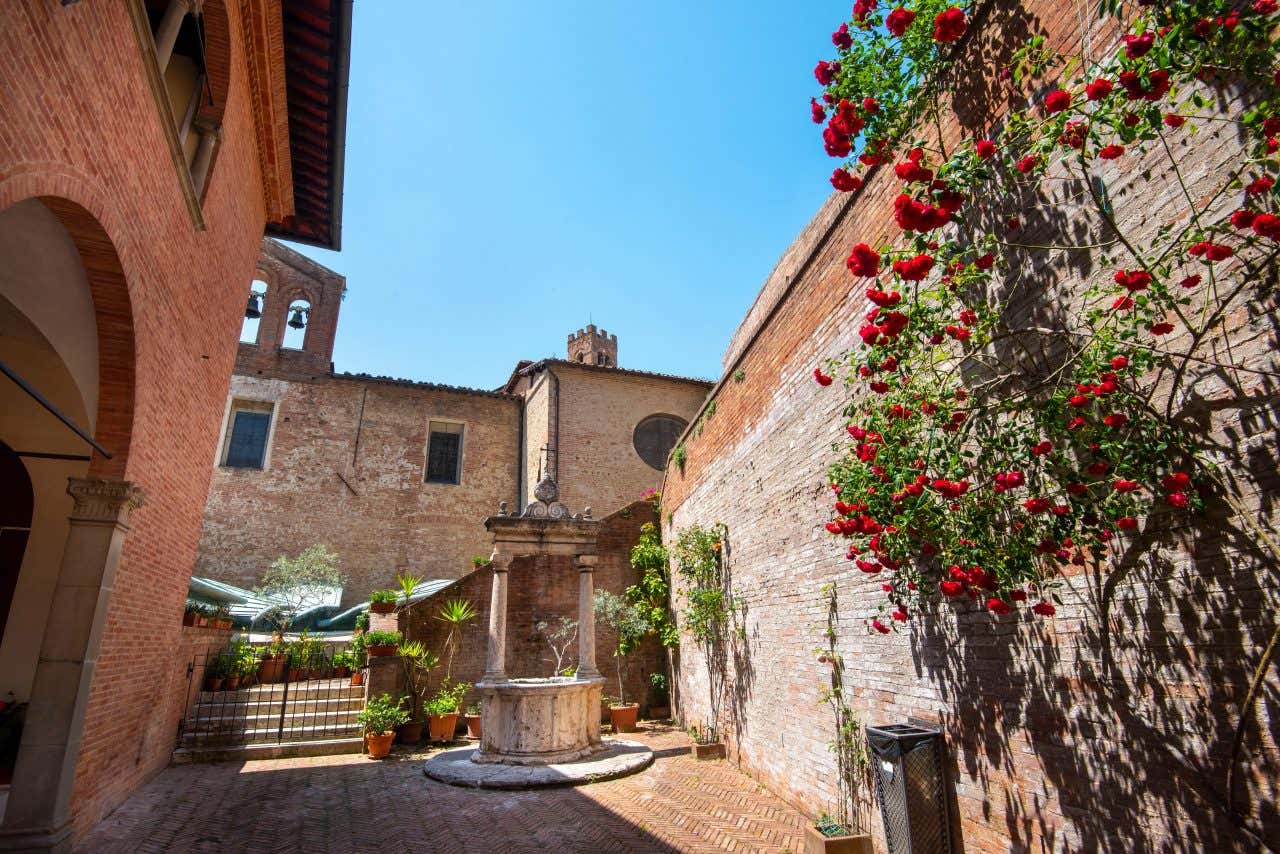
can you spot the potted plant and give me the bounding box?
[648,672,670,719]
[364,630,401,657]
[203,656,228,692]
[357,693,410,759]
[258,634,288,683]
[425,680,470,743]
[397,641,439,745]
[369,590,398,614]
[804,814,872,854]
[396,573,421,606]
[332,650,353,678]
[347,633,367,686]
[464,703,482,739]
[689,725,725,760]
[212,605,233,630]
[593,590,651,734]
[435,598,477,682]
[236,646,259,688]
[182,601,200,627]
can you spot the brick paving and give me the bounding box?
[76,725,809,853]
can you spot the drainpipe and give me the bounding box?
[546,364,561,484]
[516,393,526,512]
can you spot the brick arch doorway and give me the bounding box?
[0,195,143,849]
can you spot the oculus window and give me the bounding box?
[633,415,687,470]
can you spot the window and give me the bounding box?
[425,421,463,484]
[633,414,687,470]
[282,299,310,350]
[240,279,268,344]
[221,402,273,469]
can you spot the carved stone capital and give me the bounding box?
[66,478,145,526]
[488,548,511,573]
[574,555,598,572]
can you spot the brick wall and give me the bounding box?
[661,3,1279,852]
[1,0,284,838]
[396,501,667,713]
[196,373,522,603]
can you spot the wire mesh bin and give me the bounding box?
[866,723,951,854]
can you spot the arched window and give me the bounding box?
[239,279,268,344]
[282,299,310,350]
[633,414,688,470]
[598,352,610,366]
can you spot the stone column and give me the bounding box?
[574,555,599,679]
[481,551,510,683]
[189,123,220,196]
[153,0,197,74]
[0,478,144,851]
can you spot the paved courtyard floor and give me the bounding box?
[77,724,809,853]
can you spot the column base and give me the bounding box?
[0,822,73,853]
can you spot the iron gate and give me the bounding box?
[179,642,363,749]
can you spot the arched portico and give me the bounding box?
[0,196,143,852]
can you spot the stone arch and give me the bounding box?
[194,0,232,127]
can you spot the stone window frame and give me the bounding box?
[423,418,466,486]
[216,396,279,471]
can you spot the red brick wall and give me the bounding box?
[1,0,279,838]
[396,501,667,713]
[661,3,1278,852]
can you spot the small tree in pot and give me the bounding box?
[397,641,439,745]
[357,694,410,759]
[424,680,471,743]
[593,590,651,733]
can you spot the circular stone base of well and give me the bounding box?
[423,739,653,789]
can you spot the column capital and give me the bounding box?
[574,554,598,571]
[66,478,145,526]
[488,548,512,572]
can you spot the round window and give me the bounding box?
[632,415,688,470]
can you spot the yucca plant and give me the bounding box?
[398,640,439,722]
[435,599,477,681]
[396,573,422,603]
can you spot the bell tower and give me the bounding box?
[567,324,618,367]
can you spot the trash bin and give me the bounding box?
[866,723,951,854]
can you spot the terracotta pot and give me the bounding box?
[196,616,209,628]
[203,676,224,692]
[287,668,303,682]
[369,601,395,614]
[224,675,240,691]
[182,612,196,627]
[350,671,365,687]
[366,731,395,759]
[366,644,397,657]
[609,703,639,733]
[648,706,670,719]
[691,741,726,760]
[258,655,286,683]
[335,665,349,677]
[465,714,482,739]
[803,824,873,854]
[397,721,424,745]
[428,713,458,742]
[217,619,233,630]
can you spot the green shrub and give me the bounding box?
[369,590,398,605]
[363,630,402,647]
[357,694,410,734]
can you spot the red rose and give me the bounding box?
[1257,0,1278,14]
[1161,472,1191,491]
[853,0,876,24]
[814,60,840,86]
[1112,296,1135,311]
[1247,176,1275,196]
[1044,89,1072,113]
[1113,479,1140,493]
[1024,497,1051,514]
[986,598,1011,615]
[862,96,879,113]
[975,139,996,159]
[1032,440,1053,455]
[1253,213,1280,240]
[885,7,916,36]
[1103,413,1128,428]
[1122,32,1155,59]
[1016,155,1038,174]
[1067,482,1087,494]
[1180,274,1202,288]
[1113,269,1150,291]
[974,253,995,270]
[1067,417,1086,430]
[1149,322,1175,335]
[871,619,890,634]
[814,367,834,386]
[1123,112,1140,127]
[1163,114,1185,128]
[1166,491,1189,508]
[1009,589,1028,602]
[1117,517,1139,530]
[933,7,966,42]
[1099,144,1125,160]
[823,126,853,158]
[866,288,901,307]
[1264,117,1280,136]
[1231,209,1257,229]
[847,243,881,277]
[832,23,853,49]
[1110,355,1128,370]
[1087,461,1110,475]
[810,98,827,124]
[1085,78,1113,100]
[831,169,863,192]
[893,253,935,281]
[1031,602,1056,617]
[940,580,965,597]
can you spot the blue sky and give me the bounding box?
[289,2,844,388]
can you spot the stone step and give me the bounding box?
[183,706,362,734]
[180,720,363,744]
[173,736,364,764]
[189,694,364,716]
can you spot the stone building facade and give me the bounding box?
[0,0,350,846]
[195,243,712,604]
[660,4,1279,853]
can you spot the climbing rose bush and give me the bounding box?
[809,0,1280,630]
